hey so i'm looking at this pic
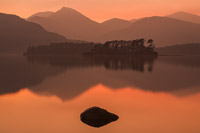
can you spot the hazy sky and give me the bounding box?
[0,0,200,22]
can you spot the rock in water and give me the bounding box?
[80,106,119,128]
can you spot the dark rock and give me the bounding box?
[80,106,119,128]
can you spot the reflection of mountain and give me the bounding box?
[0,55,200,100]
[0,56,65,94]
[0,55,156,99]
[23,55,157,100]
[30,56,200,100]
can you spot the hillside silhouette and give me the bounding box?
[28,7,133,42]
[0,13,66,53]
[28,8,200,46]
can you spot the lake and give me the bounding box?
[0,55,200,133]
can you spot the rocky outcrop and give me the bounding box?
[80,106,119,127]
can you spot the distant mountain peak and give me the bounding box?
[56,6,81,14]
[49,6,91,21]
[59,6,74,11]
[102,18,130,24]
[169,11,199,17]
[100,18,132,33]
[28,11,53,19]
[109,18,126,21]
[134,16,193,23]
[173,11,189,14]
[134,16,166,22]
[167,11,200,24]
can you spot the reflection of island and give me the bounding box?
[25,55,157,72]
[0,55,200,100]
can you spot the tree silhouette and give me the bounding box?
[147,39,155,47]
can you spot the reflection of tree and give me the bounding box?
[86,55,157,72]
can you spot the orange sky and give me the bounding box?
[0,0,200,22]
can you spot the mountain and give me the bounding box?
[156,43,200,55]
[28,11,54,19]
[0,13,66,53]
[28,7,105,41]
[101,18,132,31]
[28,7,132,42]
[167,12,200,24]
[98,16,200,46]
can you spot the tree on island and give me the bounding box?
[147,39,155,48]
[86,39,158,55]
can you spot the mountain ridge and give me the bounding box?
[98,16,200,46]
[0,13,67,53]
[23,9,200,47]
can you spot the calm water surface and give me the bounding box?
[0,55,200,133]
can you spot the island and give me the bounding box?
[24,38,157,56]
